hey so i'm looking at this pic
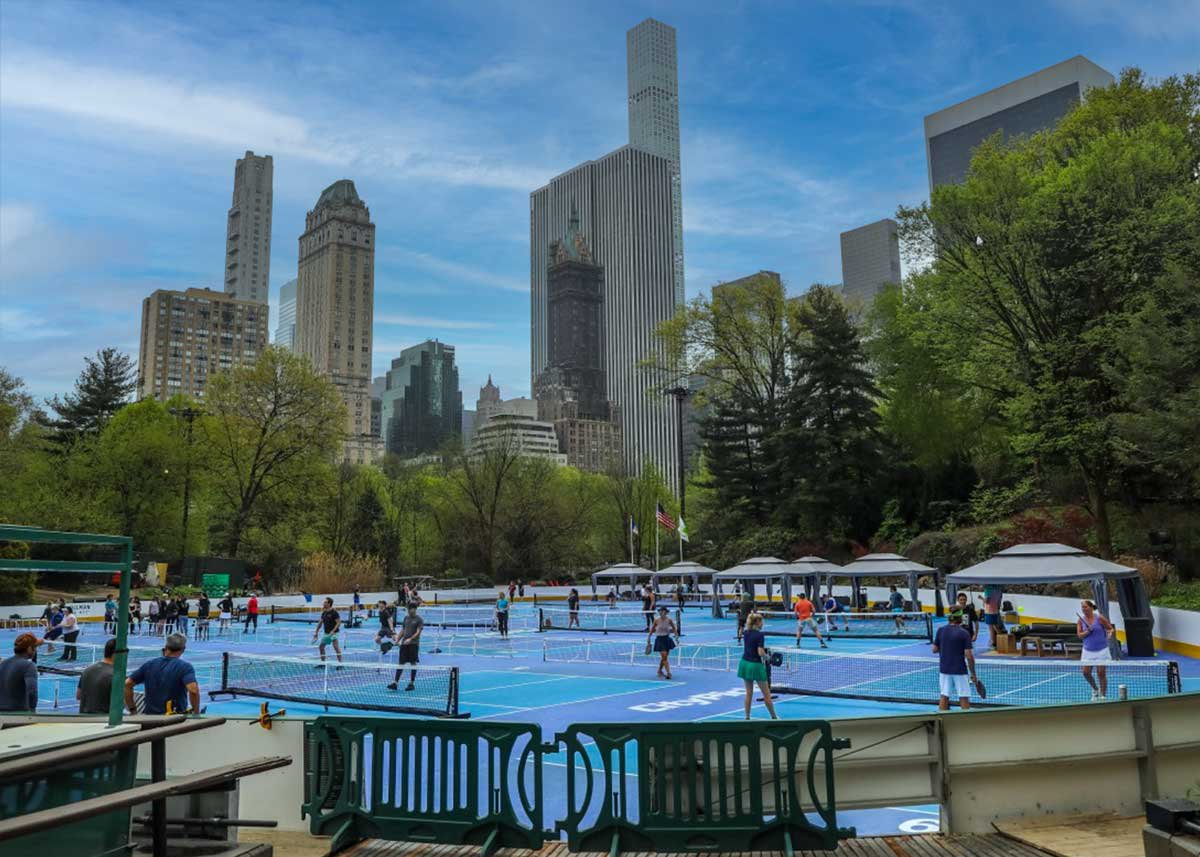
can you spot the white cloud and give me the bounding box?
[388,248,527,293]
[1053,0,1200,40]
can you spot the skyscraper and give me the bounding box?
[530,19,683,490]
[924,56,1113,193]
[275,278,297,350]
[380,340,463,458]
[223,151,272,304]
[839,220,901,305]
[294,179,380,464]
[627,18,684,308]
[534,208,621,473]
[137,287,268,402]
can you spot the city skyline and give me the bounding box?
[2,1,1194,407]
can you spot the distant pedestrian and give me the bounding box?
[195,594,211,641]
[146,597,160,636]
[130,597,142,634]
[737,614,778,720]
[163,597,178,636]
[77,637,117,714]
[517,579,525,598]
[606,588,618,608]
[0,633,41,712]
[508,581,516,602]
[125,633,200,715]
[932,611,977,711]
[175,595,189,636]
[352,584,362,624]
[103,593,118,635]
[244,592,259,633]
[217,593,234,634]
[1078,600,1115,700]
[648,606,677,680]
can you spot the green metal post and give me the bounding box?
[108,537,133,727]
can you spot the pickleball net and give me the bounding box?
[214,652,462,717]
[732,608,933,641]
[542,638,1180,707]
[538,606,682,635]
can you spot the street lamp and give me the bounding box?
[663,386,689,522]
[168,406,203,559]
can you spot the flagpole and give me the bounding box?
[679,524,684,562]
[655,514,660,572]
[628,515,634,564]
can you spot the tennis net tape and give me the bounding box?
[543,639,1180,707]
[764,610,933,642]
[216,652,461,717]
[538,606,683,635]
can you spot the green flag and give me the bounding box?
[678,517,688,542]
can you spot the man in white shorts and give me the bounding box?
[932,611,976,710]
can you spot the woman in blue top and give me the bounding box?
[736,613,779,720]
[1077,600,1115,700]
[495,592,510,637]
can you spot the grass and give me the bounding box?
[1154,581,1200,611]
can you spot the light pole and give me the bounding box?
[663,386,688,522]
[169,406,203,559]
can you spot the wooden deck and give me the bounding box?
[343,836,1057,857]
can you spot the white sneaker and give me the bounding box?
[1091,690,1100,701]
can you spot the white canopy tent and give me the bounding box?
[946,543,1153,653]
[590,562,653,599]
[830,553,931,611]
[790,556,843,599]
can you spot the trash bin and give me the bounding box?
[1124,615,1155,657]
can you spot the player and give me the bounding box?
[388,603,424,692]
[647,606,677,680]
[567,588,581,629]
[821,593,849,632]
[793,593,827,648]
[888,585,907,634]
[605,588,618,608]
[496,590,510,637]
[374,599,397,654]
[641,584,656,632]
[310,597,343,665]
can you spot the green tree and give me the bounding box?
[775,285,884,540]
[896,69,1200,556]
[42,347,135,446]
[202,347,346,557]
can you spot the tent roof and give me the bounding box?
[592,563,653,581]
[653,561,718,579]
[790,556,842,575]
[714,556,811,581]
[837,553,934,578]
[947,543,1138,584]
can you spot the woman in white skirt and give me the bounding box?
[1077,599,1115,700]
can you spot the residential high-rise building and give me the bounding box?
[462,409,477,447]
[474,377,536,431]
[294,179,380,464]
[840,220,901,305]
[534,208,622,473]
[275,278,297,350]
[137,287,268,402]
[924,56,1113,193]
[530,19,684,490]
[223,151,272,304]
[381,340,462,458]
[370,375,386,441]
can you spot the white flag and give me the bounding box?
[678,517,688,542]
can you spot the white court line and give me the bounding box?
[889,806,939,815]
[460,675,577,695]
[473,683,675,721]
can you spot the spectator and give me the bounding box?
[218,593,234,634]
[981,584,1004,649]
[932,611,977,711]
[146,597,160,636]
[954,592,979,643]
[163,597,178,636]
[58,606,80,662]
[0,633,41,712]
[130,597,142,634]
[244,592,259,633]
[125,633,200,715]
[517,579,525,598]
[78,637,117,714]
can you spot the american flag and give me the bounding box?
[656,503,676,531]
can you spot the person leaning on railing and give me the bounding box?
[0,633,42,713]
[125,633,201,715]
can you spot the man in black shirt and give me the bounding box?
[641,585,656,632]
[0,633,40,712]
[196,594,211,641]
[388,604,423,692]
[310,597,343,664]
[954,592,980,643]
[567,588,581,629]
[77,637,116,714]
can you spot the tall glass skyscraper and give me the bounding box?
[275,278,297,350]
[530,19,684,491]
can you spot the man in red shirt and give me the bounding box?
[793,594,827,649]
[244,592,259,634]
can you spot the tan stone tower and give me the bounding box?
[295,180,381,464]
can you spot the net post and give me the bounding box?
[220,651,229,692]
[448,666,459,717]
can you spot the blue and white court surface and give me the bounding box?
[10,601,1196,837]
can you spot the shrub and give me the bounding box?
[0,545,36,604]
[300,552,386,595]
[1116,554,1173,599]
[997,506,1094,551]
[968,478,1044,525]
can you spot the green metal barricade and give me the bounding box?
[554,720,854,855]
[303,717,544,856]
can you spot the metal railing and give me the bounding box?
[302,716,853,856]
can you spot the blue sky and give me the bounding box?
[1,0,1197,405]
